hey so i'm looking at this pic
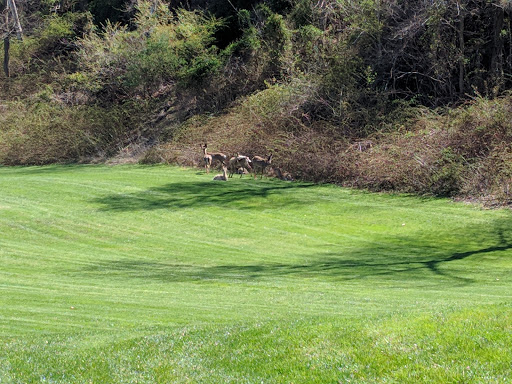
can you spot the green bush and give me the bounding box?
[222,10,261,59]
[76,2,223,99]
[6,12,92,75]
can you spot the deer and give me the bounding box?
[201,143,227,172]
[251,153,273,179]
[212,166,228,181]
[201,145,213,173]
[227,153,252,178]
[274,167,293,181]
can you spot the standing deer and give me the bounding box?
[201,144,213,173]
[227,153,252,178]
[213,166,228,181]
[201,143,227,171]
[251,153,273,179]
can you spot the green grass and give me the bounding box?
[1,164,511,383]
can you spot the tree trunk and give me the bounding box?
[7,0,22,39]
[3,0,9,78]
[508,11,512,80]
[3,36,10,78]
[491,4,504,93]
[458,2,464,94]
[2,0,22,77]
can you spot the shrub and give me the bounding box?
[0,95,144,165]
[76,1,223,99]
[6,12,93,75]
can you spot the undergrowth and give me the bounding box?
[155,91,512,206]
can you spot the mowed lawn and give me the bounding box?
[0,164,511,383]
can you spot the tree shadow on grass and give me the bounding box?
[92,180,315,211]
[81,218,512,286]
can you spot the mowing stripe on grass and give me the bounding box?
[1,164,512,382]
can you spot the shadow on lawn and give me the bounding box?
[92,180,315,211]
[82,218,512,285]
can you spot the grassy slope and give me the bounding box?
[0,164,511,383]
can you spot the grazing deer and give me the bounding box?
[227,153,252,178]
[251,153,273,179]
[201,143,227,170]
[213,166,228,181]
[201,144,213,173]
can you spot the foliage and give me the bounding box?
[257,4,291,78]
[76,1,223,99]
[0,95,144,165]
[88,0,134,25]
[5,11,92,75]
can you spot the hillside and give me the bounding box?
[1,0,512,204]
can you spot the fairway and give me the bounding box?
[1,164,511,383]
